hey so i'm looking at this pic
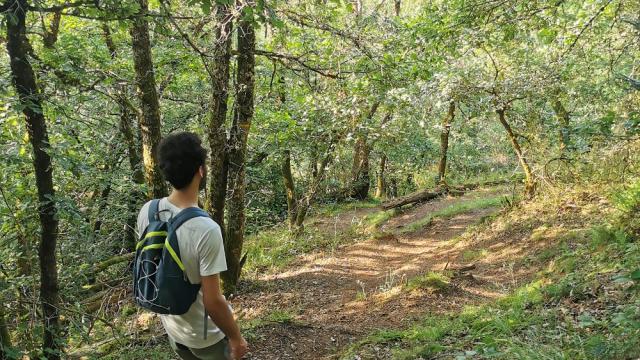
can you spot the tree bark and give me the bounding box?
[437,101,455,185]
[381,187,447,210]
[496,108,536,198]
[5,1,61,357]
[0,300,11,360]
[551,98,570,154]
[281,150,298,231]
[222,14,255,294]
[104,23,144,251]
[206,4,233,229]
[351,135,370,199]
[350,101,380,200]
[130,0,167,199]
[394,0,401,16]
[42,10,61,48]
[375,154,387,199]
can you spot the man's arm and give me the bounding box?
[201,274,248,359]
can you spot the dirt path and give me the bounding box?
[233,188,523,360]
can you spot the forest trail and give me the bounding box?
[234,187,532,360]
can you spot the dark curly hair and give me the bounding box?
[157,132,207,190]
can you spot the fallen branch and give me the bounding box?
[93,252,135,273]
[380,186,447,210]
[381,178,511,210]
[82,277,128,293]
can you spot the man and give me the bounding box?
[136,132,248,360]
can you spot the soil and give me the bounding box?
[231,187,536,360]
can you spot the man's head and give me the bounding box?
[158,132,207,191]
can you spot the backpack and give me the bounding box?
[133,199,210,315]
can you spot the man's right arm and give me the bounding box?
[201,274,248,359]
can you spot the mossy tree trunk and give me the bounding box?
[207,4,233,230]
[223,14,255,295]
[130,0,167,199]
[281,150,299,231]
[437,101,455,185]
[496,108,536,198]
[103,23,145,251]
[350,101,380,199]
[375,154,387,199]
[552,98,570,154]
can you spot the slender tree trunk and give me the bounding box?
[207,4,233,229]
[5,2,61,357]
[496,108,536,198]
[0,300,11,360]
[350,101,380,199]
[223,15,255,294]
[437,101,455,185]
[130,0,167,199]
[309,149,319,179]
[281,150,298,231]
[104,23,144,251]
[293,146,335,234]
[552,98,570,154]
[375,154,387,199]
[394,0,401,16]
[351,136,370,199]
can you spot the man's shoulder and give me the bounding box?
[139,199,154,214]
[180,215,220,234]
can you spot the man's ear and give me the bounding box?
[199,165,205,178]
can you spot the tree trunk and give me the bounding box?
[104,23,144,251]
[130,0,167,199]
[222,15,255,294]
[375,154,387,198]
[0,300,11,360]
[42,10,61,48]
[281,150,298,231]
[551,98,570,154]
[309,149,319,179]
[381,187,447,210]
[350,101,380,199]
[496,108,536,198]
[394,0,401,16]
[437,101,455,185]
[351,135,370,199]
[5,2,61,357]
[206,4,233,229]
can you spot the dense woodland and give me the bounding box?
[1,0,639,359]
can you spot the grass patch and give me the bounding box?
[406,272,450,291]
[242,309,296,341]
[243,223,362,276]
[462,248,488,262]
[401,195,505,234]
[363,209,398,232]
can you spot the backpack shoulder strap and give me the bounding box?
[168,207,210,231]
[148,199,161,223]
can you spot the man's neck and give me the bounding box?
[167,187,199,209]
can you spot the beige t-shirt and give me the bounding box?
[137,197,228,349]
